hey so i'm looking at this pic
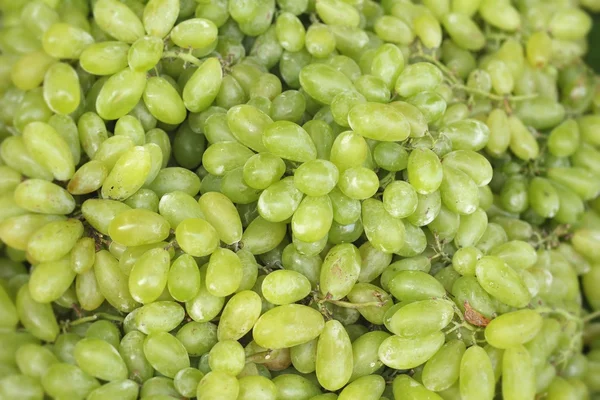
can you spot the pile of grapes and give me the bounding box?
[3,0,600,398]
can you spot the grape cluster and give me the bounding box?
[1,0,600,399]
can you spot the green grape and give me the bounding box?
[128,36,163,72]
[502,345,535,400]
[15,179,75,215]
[96,68,147,120]
[123,188,159,211]
[387,299,454,338]
[119,331,154,383]
[128,248,170,304]
[454,207,488,248]
[167,254,200,302]
[143,0,179,38]
[374,15,414,45]
[140,376,180,399]
[115,115,146,147]
[205,248,242,297]
[357,242,393,283]
[451,276,496,318]
[0,285,17,330]
[197,371,239,400]
[348,103,410,142]
[258,177,303,222]
[207,339,245,376]
[291,339,318,374]
[548,166,600,201]
[94,250,140,312]
[441,119,490,152]
[484,309,542,349]
[388,269,446,302]
[459,346,495,400]
[406,191,442,227]
[198,192,243,244]
[239,216,285,254]
[202,141,254,177]
[441,13,485,51]
[395,62,442,98]
[249,74,282,101]
[226,104,271,152]
[27,218,83,262]
[440,165,479,215]
[15,343,58,379]
[515,97,565,131]
[42,23,94,59]
[299,64,355,105]
[262,121,317,162]
[315,320,353,391]
[262,270,311,305]
[442,150,493,187]
[392,374,443,400]
[143,76,187,125]
[176,321,217,357]
[143,331,190,378]
[28,257,75,303]
[77,111,109,159]
[338,167,379,200]
[317,242,362,298]
[292,195,333,243]
[346,283,392,325]
[316,0,360,28]
[0,136,52,181]
[175,218,218,258]
[87,379,139,400]
[252,304,325,349]
[378,331,445,370]
[42,363,100,400]
[421,340,465,392]
[215,74,247,109]
[93,0,144,43]
[488,240,537,270]
[354,75,391,103]
[182,58,222,113]
[408,148,443,195]
[373,142,409,172]
[173,368,204,398]
[147,167,201,197]
[80,42,131,76]
[0,214,65,251]
[217,290,262,341]
[73,338,128,381]
[238,375,277,400]
[93,136,135,172]
[276,12,306,52]
[271,90,307,123]
[76,268,105,311]
[43,62,80,115]
[108,209,170,246]
[281,243,322,286]
[475,256,530,308]
[552,181,584,224]
[329,130,368,172]
[305,24,336,58]
[548,7,591,41]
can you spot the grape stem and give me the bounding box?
[411,44,459,86]
[453,84,539,102]
[246,350,273,364]
[327,299,389,309]
[162,51,204,67]
[69,313,125,327]
[583,310,600,323]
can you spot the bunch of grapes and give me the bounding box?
[1,0,600,399]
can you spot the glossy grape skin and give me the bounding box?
[253,304,325,349]
[378,331,445,370]
[459,346,495,400]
